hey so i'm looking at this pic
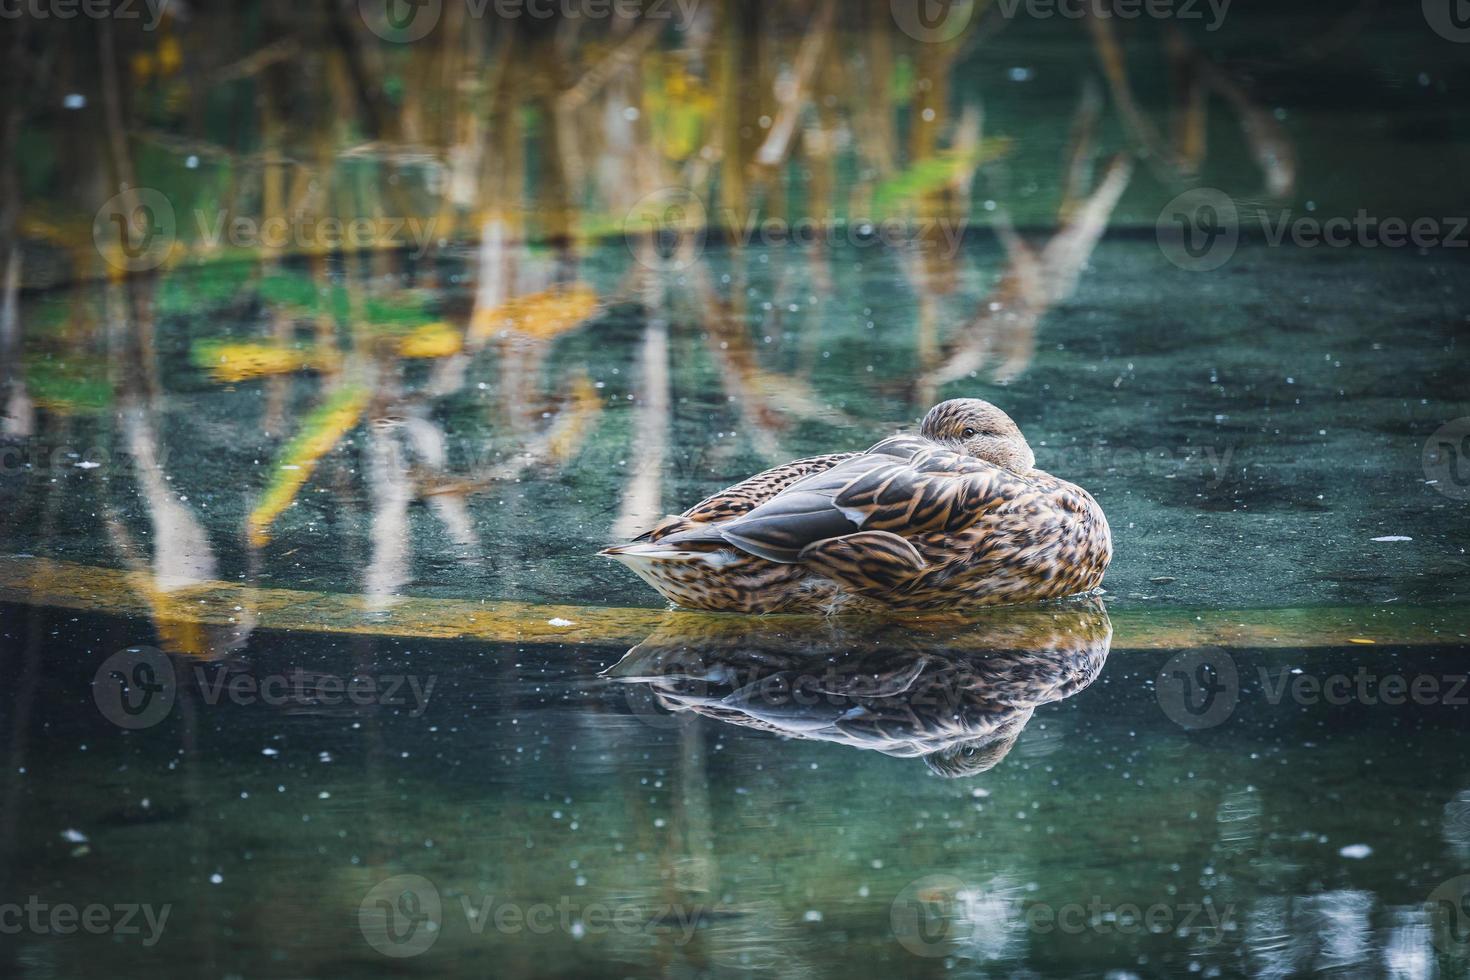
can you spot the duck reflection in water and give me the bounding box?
[605,600,1111,777]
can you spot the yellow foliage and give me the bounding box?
[397,322,464,359]
[247,386,371,547]
[198,343,341,383]
[468,285,598,343]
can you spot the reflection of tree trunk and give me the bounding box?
[674,714,716,895]
[613,311,670,540]
[718,0,760,220]
[121,398,219,589]
[0,418,65,889]
[0,17,25,437]
[364,421,413,611]
[402,413,480,554]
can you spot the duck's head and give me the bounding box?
[920,398,1035,473]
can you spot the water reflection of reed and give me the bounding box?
[607,600,1111,776]
[8,0,1306,619]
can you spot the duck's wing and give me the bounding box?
[716,446,1010,563]
[634,452,861,542]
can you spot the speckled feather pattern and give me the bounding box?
[604,419,1112,613]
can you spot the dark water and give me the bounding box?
[4,0,1470,976]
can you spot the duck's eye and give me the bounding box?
[961,427,977,438]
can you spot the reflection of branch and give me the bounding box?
[926,156,1132,392]
[211,37,301,83]
[754,0,836,168]
[1194,57,1296,199]
[1085,12,1178,181]
[559,17,665,114]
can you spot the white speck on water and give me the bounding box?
[548,618,575,627]
[63,93,86,109]
[1339,844,1372,859]
[262,748,279,757]
[971,788,990,798]
[570,920,586,939]
[803,910,823,923]
[1372,536,1412,542]
[209,873,224,884]
[61,829,88,843]
[75,460,100,470]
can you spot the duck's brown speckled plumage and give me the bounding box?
[602,399,1112,613]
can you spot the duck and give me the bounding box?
[600,398,1112,614]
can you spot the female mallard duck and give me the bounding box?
[601,398,1111,613]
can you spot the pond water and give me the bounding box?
[3,0,1470,977]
